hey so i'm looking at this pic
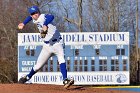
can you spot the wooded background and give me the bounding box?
[0,0,140,84]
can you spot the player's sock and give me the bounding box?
[60,63,67,80]
[27,68,36,79]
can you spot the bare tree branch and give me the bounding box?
[0,73,14,83]
[63,17,79,26]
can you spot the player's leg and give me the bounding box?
[18,45,52,83]
[27,46,51,78]
[54,43,74,88]
[54,43,67,79]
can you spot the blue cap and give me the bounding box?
[28,6,39,15]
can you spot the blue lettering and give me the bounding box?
[119,34,125,41]
[72,35,75,42]
[89,34,93,41]
[77,34,80,41]
[94,34,97,41]
[82,34,85,42]
[21,33,126,44]
[110,34,112,41]
[100,35,103,41]
[22,35,25,43]
[87,75,91,82]
[104,34,109,41]
[50,76,57,82]
[22,34,42,43]
[66,35,71,42]
[27,35,31,42]
[38,35,42,42]
[112,34,116,41]
[34,75,49,82]
[34,76,40,82]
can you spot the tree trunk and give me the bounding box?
[78,0,82,32]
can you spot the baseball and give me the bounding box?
[18,23,24,29]
[18,25,23,29]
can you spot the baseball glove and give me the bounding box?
[40,26,48,38]
[40,30,47,38]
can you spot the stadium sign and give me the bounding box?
[18,32,129,85]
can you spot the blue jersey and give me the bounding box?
[23,14,54,26]
[23,14,61,41]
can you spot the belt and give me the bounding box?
[44,37,62,44]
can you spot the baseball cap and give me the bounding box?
[28,6,39,15]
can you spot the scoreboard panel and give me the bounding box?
[18,32,129,85]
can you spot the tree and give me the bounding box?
[0,0,35,83]
[63,0,83,32]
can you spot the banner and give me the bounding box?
[18,32,130,85]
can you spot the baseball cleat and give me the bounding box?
[18,76,28,84]
[63,78,74,89]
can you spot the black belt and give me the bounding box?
[44,37,62,44]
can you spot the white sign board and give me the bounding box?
[18,32,130,85]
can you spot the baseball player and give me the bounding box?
[18,6,74,88]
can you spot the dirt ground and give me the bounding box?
[0,84,139,93]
